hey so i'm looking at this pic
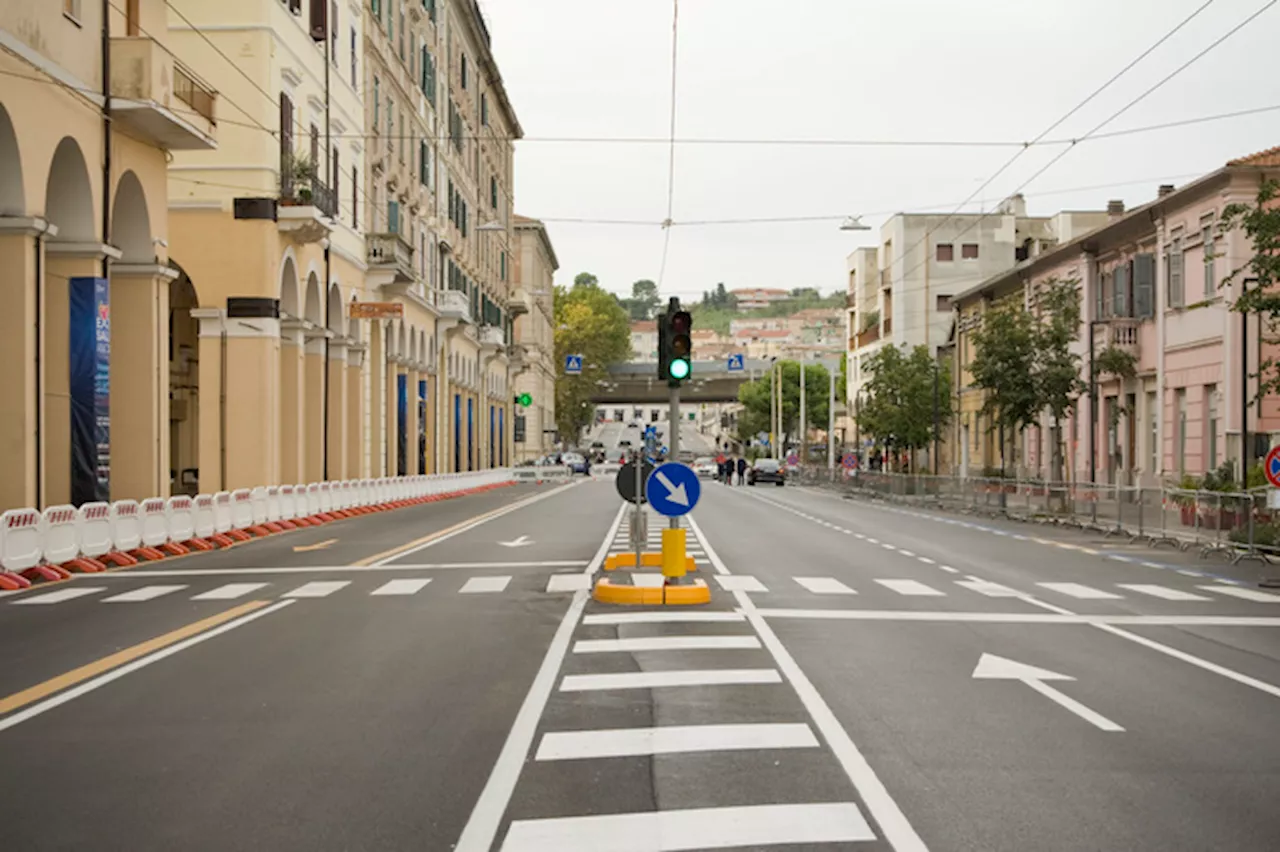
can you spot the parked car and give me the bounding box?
[748,458,785,486]
[694,457,717,478]
[561,452,589,474]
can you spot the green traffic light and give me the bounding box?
[670,358,691,380]
[516,393,532,406]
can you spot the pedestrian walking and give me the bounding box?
[736,456,748,486]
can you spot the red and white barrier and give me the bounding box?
[212,492,235,547]
[3,508,47,585]
[40,505,83,579]
[140,498,182,558]
[76,502,114,570]
[167,495,213,552]
[228,490,254,541]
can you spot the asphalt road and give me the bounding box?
[3,471,1279,850]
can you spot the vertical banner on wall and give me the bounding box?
[454,395,462,472]
[69,277,111,504]
[467,398,474,472]
[499,408,505,466]
[396,374,407,476]
[417,379,427,474]
[489,406,495,468]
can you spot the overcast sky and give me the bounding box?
[480,0,1278,301]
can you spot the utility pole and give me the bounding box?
[799,355,806,466]
[827,366,836,472]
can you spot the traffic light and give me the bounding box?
[514,392,532,407]
[658,297,693,386]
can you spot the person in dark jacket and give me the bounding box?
[736,456,748,485]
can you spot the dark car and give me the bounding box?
[748,458,785,486]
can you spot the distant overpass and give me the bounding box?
[589,359,775,403]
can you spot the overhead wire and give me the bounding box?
[655,0,680,293]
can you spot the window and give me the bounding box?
[1098,270,1112,319]
[936,243,954,262]
[961,243,979,260]
[419,141,429,186]
[371,0,380,18]
[425,0,436,23]
[398,2,406,58]
[332,146,339,208]
[351,165,358,228]
[421,47,436,106]
[350,27,358,87]
[1148,391,1158,472]
[935,295,951,312]
[387,97,394,154]
[309,124,319,173]
[410,33,417,79]
[388,200,400,235]
[481,93,488,126]
[1112,261,1130,318]
[387,0,394,41]
[64,0,83,24]
[398,110,405,162]
[490,176,497,209]
[373,76,380,124]
[500,251,506,282]
[288,0,301,14]
[1202,218,1216,297]
[460,54,468,89]
[279,93,294,190]
[1134,253,1155,318]
[1205,384,1218,470]
[330,2,339,61]
[1175,388,1187,473]
[1166,230,1184,308]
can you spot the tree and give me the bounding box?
[553,280,631,442]
[734,361,835,453]
[859,345,951,467]
[1033,278,1088,482]
[1221,179,1280,398]
[627,279,659,321]
[573,272,599,289]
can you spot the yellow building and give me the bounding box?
[0,0,217,510]
[511,214,558,461]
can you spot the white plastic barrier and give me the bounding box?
[231,489,254,530]
[213,492,234,535]
[167,496,196,545]
[265,486,282,524]
[318,482,333,514]
[305,483,322,517]
[110,500,144,553]
[251,487,270,526]
[194,494,217,539]
[1,508,43,572]
[356,480,370,507]
[41,505,81,565]
[140,498,170,549]
[277,485,297,522]
[78,502,113,559]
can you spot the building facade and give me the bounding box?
[511,214,557,462]
[0,0,218,510]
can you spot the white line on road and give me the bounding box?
[559,669,781,691]
[712,575,768,592]
[916,556,936,565]
[1200,585,1280,602]
[546,574,593,593]
[794,577,857,595]
[11,587,105,605]
[192,583,270,600]
[582,611,744,625]
[282,581,350,598]
[535,722,818,761]
[104,561,590,577]
[753,609,1280,626]
[939,565,960,573]
[459,576,512,594]
[102,585,188,603]
[955,579,1022,597]
[573,635,761,654]
[0,601,294,733]
[455,503,626,852]
[1037,582,1122,600]
[1026,678,1124,731]
[876,579,944,597]
[1117,584,1210,601]
[500,802,875,852]
[370,579,432,596]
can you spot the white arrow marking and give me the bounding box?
[972,653,1123,732]
[499,535,534,548]
[653,470,689,506]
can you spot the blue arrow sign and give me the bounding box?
[727,353,745,372]
[564,354,583,375]
[646,461,701,517]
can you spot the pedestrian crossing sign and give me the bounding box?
[564,354,583,375]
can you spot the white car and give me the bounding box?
[693,457,717,478]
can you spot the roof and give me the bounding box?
[736,329,791,339]
[691,329,719,339]
[630,321,657,333]
[1228,145,1280,167]
[512,214,559,270]
[731,288,789,297]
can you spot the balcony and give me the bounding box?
[110,37,217,150]
[439,289,473,324]
[479,325,506,350]
[1093,318,1141,358]
[845,292,857,309]
[367,233,415,284]
[278,152,336,243]
[506,287,531,317]
[883,316,892,334]
[855,326,881,348]
[880,269,892,289]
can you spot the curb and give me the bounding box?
[592,577,710,606]
[604,553,697,572]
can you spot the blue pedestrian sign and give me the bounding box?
[646,461,701,517]
[564,354,584,375]
[727,353,745,372]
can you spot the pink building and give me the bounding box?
[955,147,1279,485]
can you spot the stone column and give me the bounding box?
[368,321,385,476]
[279,317,309,483]
[0,219,47,509]
[405,362,421,476]
[302,327,330,482]
[346,342,366,477]
[326,337,349,480]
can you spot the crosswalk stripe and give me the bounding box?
[535,722,817,761]
[1037,582,1121,600]
[1118,584,1210,601]
[192,582,270,601]
[713,575,768,592]
[1199,584,1280,602]
[459,576,512,594]
[546,574,592,593]
[559,669,780,691]
[583,611,744,625]
[370,579,432,596]
[875,579,943,597]
[573,635,761,654]
[102,585,187,603]
[11,587,106,605]
[955,579,1022,597]
[283,580,350,598]
[631,573,666,588]
[794,577,857,595]
[500,802,876,851]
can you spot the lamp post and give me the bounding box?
[1087,318,1108,485]
[932,360,940,475]
[1242,278,1258,482]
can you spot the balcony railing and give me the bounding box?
[367,232,414,282]
[173,63,216,125]
[479,325,506,348]
[109,37,216,150]
[883,316,893,334]
[279,152,337,219]
[439,288,472,323]
[880,269,891,289]
[855,326,881,348]
[845,292,857,309]
[1094,318,1141,357]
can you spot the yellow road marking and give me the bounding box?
[0,600,269,716]
[293,538,338,552]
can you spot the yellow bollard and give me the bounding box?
[661,527,687,580]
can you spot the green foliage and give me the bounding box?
[857,345,952,454]
[735,360,836,449]
[618,279,660,321]
[1220,179,1280,400]
[861,309,879,331]
[1092,346,1138,381]
[553,277,631,441]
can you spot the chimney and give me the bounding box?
[1158,184,1175,197]
[1106,199,1125,220]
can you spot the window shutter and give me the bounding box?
[1134,253,1154,318]
[388,200,400,234]
[1113,264,1129,318]
[1094,268,1104,320]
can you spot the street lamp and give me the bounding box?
[840,216,871,232]
[1087,318,1108,486]
[1242,278,1259,481]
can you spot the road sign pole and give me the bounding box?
[634,446,643,572]
[665,382,687,583]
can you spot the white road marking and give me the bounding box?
[1118,584,1210,601]
[500,802,875,851]
[370,579,432,596]
[973,652,1123,732]
[583,611,744,625]
[897,549,916,557]
[11,587,105,605]
[939,564,960,573]
[956,579,1022,597]
[455,503,626,852]
[1037,582,1122,600]
[0,601,295,733]
[865,537,879,544]
[1200,585,1280,602]
[573,635,761,654]
[880,543,897,551]
[1142,561,1167,569]
[559,669,780,691]
[112,560,589,577]
[545,574,593,593]
[102,585,187,603]
[283,581,350,598]
[536,722,817,761]
[794,576,857,595]
[631,573,666,588]
[876,579,944,597]
[192,582,270,600]
[754,608,1280,626]
[916,556,936,564]
[459,576,512,594]
[713,575,768,592]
